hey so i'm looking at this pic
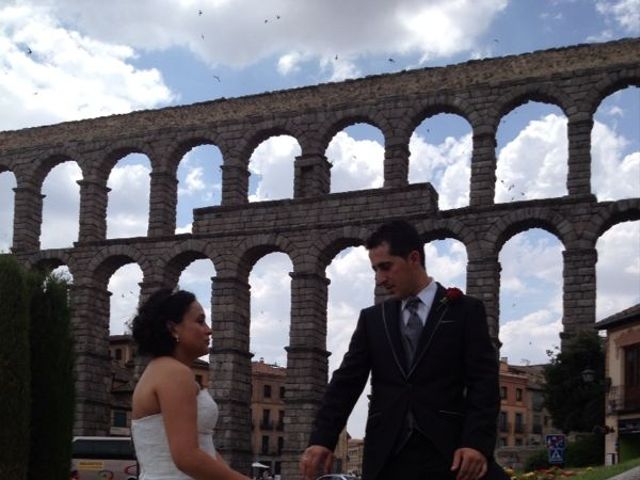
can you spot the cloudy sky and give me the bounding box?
[0,0,638,438]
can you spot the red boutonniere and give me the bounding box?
[440,287,463,305]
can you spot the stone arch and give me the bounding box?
[29,251,76,278]
[318,112,387,153]
[487,209,575,255]
[32,152,85,190]
[163,239,217,286]
[492,85,570,130]
[314,225,370,273]
[98,143,156,181]
[584,199,640,247]
[238,125,303,164]
[235,233,296,279]
[165,134,227,174]
[586,75,640,117]
[407,97,476,138]
[89,245,154,287]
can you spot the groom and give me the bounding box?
[300,220,507,480]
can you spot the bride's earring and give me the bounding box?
[174,335,180,343]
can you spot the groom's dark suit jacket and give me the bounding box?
[309,283,506,480]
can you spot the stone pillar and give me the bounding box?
[221,157,249,206]
[209,275,252,475]
[12,185,43,253]
[294,153,331,198]
[567,115,594,197]
[466,256,501,346]
[69,283,112,436]
[383,143,410,188]
[561,248,597,341]
[77,179,109,242]
[148,171,177,237]
[281,272,331,480]
[469,131,497,207]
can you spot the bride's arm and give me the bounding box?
[158,359,250,480]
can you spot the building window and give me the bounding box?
[261,409,272,430]
[277,410,284,431]
[278,436,284,454]
[499,411,508,432]
[115,348,122,360]
[515,438,523,446]
[544,416,549,427]
[624,344,640,410]
[515,413,524,433]
[516,388,523,401]
[500,386,507,400]
[264,384,272,398]
[261,435,269,454]
[499,437,507,447]
[113,410,127,428]
[280,386,285,398]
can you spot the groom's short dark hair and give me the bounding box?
[366,220,425,268]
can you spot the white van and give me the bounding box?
[71,436,138,480]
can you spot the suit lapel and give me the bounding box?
[407,283,448,378]
[381,299,409,378]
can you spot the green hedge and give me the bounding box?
[0,256,30,479]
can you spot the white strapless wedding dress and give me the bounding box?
[132,388,219,479]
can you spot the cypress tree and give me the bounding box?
[28,272,75,480]
[0,255,30,479]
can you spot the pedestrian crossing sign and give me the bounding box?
[549,448,564,464]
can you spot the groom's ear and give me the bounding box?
[408,249,421,265]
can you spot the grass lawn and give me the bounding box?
[505,457,640,480]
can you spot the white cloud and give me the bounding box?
[591,121,640,201]
[0,3,174,130]
[107,162,150,238]
[248,135,299,201]
[40,161,82,249]
[20,0,507,73]
[499,309,562,365]
[327,131,384,193]
[409,132,472,209]
[424,240,468,288]
[596,221,640,320]
[277,51,305,76]
[249,253,293,366]
[596,0,640,34]
[108,263,143,335]
[179,167,206,195]
[496,113,568,202]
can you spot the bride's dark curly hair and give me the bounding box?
[131,288,196,357]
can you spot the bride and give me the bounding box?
[131,288,250,480]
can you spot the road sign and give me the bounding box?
[545,434,566,464]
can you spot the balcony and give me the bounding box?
[607,386,640,413]
[498,422,510,433]
[260,420,274,431]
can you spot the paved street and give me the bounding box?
[609,465,640,480]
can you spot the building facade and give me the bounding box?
[595,304,640,465]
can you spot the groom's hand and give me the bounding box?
[451,447,487,480]
[300,445,333,480]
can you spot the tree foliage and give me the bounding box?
[28,272,75,480]
[0,255,30,479]
[543,331,605,434]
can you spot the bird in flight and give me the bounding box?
[26,46,33,55]
[388,57,395,63]
[198,9,203,15]
[213,75,221,82]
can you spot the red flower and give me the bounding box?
[441,287,463,305]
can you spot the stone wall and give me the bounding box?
[0,38,639,478]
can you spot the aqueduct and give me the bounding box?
[0,38,639,478]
